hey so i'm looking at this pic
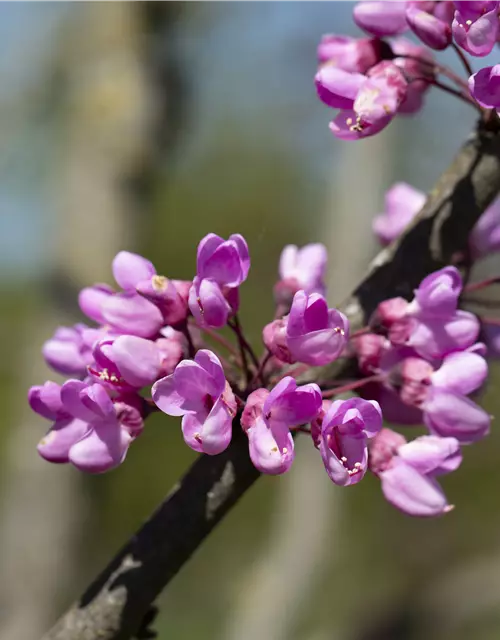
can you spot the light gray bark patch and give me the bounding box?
[206,461,236,521]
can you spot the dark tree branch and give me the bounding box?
[43,122,500,640]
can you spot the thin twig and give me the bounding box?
[321,374,383,398]
[452,42,473,79]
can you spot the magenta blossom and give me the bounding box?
[370,429,462,517]
[275,243,328,304]
[375,266,480,360]
[316,60,407,140]
[452,4,499,56]
[188,233,249,328]
[373,182,426,245]
[136,276,190,326]
[319,397,382,486]
[188,276,235,328]
[152,350,237,455]
[42,324,95,376]
[32,380,143,473]
[317,35,381,73]
[88,335,161,391]
[156,327,187,377]
[353,1,409,37]
[405,5,452,50]
[468,65,500,108]
[79,252,164,339]
[196,233,250,287]
[399,349,490,443]
[242,377,322,475]
[286,291,349,366]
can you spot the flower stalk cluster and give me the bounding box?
[29,223,495,518]
[316,1,500,140]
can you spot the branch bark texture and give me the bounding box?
[43,124,500,640]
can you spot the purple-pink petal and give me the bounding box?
[110,335,161,388]
[181,396,233,455]
[329,109,393,141]
[424,388,490,444]
[37,417,89,464]
[112,251,156,291]
[29,382,64,420]
[380,459,451,517]
[315,66,365,110]
[68,419,132,473]
[452,8,498,57]
[78,284,114,325]
[246,417,294,475]
[101,291,163,339]
[431,351,487,395]
[397,436,462,476]
[189,278,231,328]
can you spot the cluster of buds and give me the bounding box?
[316,1,500,140]
[29,223,494,518]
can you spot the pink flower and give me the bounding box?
[452,4,499,57]
[319,397,382,486]
[188,233,250,328]
[152,350,237,455]
[88,335,161,391]
[373,182,426,245]
[241,377,322,474]
[286,291,349,366]
[316,56,408,142]
[468,65,500,108]
[112,251,156,291]
[375,267,480,360]
[79,251,164,339]
[136,276,190,326]
[353,1,409,37]
[275,243,328,304]
[262,318,293,364]
[31,380,144,473]
[370,429,462,516]
[188,276,234,328]
[399,349,490,443]
[406,5,452,50]
[42,324,95,376]
[317,35,382,73]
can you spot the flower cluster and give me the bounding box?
[316,1,500,140]
[351,264,491,515]
[28,220,493,518]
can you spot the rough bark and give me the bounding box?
[43,123,500,640]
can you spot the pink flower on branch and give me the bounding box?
[242,378,322,475]
[370,429,462,517]
[152,350,237,455]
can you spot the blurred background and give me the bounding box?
[1,3,500,639]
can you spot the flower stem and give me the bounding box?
[422,77,481,112]
[180,321,196,359]
[464,277,500,293]
[229,315,260,372]
[195,323,242,363]
[250,350,272,387]
[451,43,473,79]
[321,374,383,398]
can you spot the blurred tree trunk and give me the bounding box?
[0,4,183,637]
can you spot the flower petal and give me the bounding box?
[69,419,132,473]
[380,459,451,517]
